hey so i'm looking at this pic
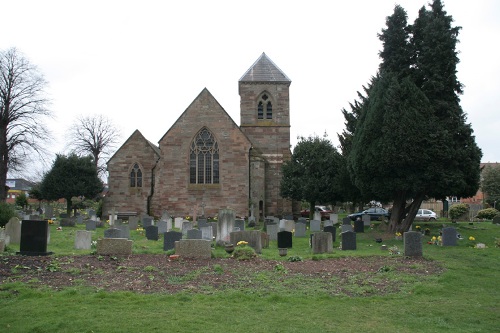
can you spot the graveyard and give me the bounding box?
[0,212,499,332]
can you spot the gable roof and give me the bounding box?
[239,52,291,83]
[107,129,160,164]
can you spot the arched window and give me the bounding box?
[190,128,219,184]
[130,163,143,187]
[257,93,272,120]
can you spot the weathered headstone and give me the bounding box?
[174,217,183,229]
[283,220,295,232]
[18,220,52,255]
[234,219,245,232]
[297,217,307,225]
[187,229,202,239]
[0,238,5,252]
[210,222,218,239]
[341,231,356,250]
[330,214,338,224]
[142,216,154,228]
[277,231,293,248]
[116,224,130,239]
[323,225,336,242]
[128,216,139,230]
[96,238,132,255]
[74,230,92,250]
[342,217,351,225]
[230,230,263,253]
[104,228,122,239]
[77,216,84,224]
[341,224,353,233]
[216,209,235,245]
[86,220,96,231]
[312,232,333,254]
[266,223,279,241]
[362,214,371,226]
[0,229,9,246]
[164,231,182,251]
[200,226,213,241]
[313,211,322,221]
[45,206,54,219]
[157,219,168,235]
[324,220,333,227]
[197,217,208,229]
[261,232,269,248]
[294,222,306,237]
[442,227,457,246]
[283,214,294,220]
[181,221,193,236]
[310,220,321,232]
[145,225,159,241]
[60,218,76,227]
[175,239,212,259]
[5,217,21,244]
[354,219,364,233]
[404,231,423,257]
[87,209,96,218]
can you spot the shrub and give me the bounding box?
[15,192,28,209]
[0,202,16,228]
[232,245,256,260]
[449,203,469,221]
[476,208,499,220]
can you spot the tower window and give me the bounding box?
[257,93,272,120]
[258,101,264,119]
[266,102,272,119]
[190,128,220,184]
[130,163,143,187]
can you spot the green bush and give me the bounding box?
[15,192,28,209]
[232,245,256,260]
[0,202,16,228]
[449,203,469,221]
[476,208,499,220]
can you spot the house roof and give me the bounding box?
[239,52,291,83]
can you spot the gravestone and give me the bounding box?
[18,220,52,255]
[310,220,321,232]
[0,238,5,252]
[294,222,306,237]
[161,210,171,222]
[157,220,168,235]
[96,238,132,255]
[87,209,96,218]
[341,224,353,233]
[187,229,202,239]
[210,222,218,239]
[164,231,182,251]
[0,229,9,246]
[104,228,122,239]
[341,231,356,250]
[175,239,211,259]
[312,232,333,254]
[323,225,336,242]
[492,216,500,224]
[200,226,213,241]
[283,214,294,220]
[277,231,293,248]
[362,214,371,226]
[128,216,139,230]
[116,224,130,239]
[230,230,263,253]
[330,214,338,224]
[354,219,364,233]
[442,227,457,246]
[142,216,154,228]
[45,206,54,219]
[174,217,183,229]
[342,217,351,225]
[197,217,208,229]
[261,232,269,248]
[60,218,76,227]
[324,220,333,227]
[5,217,21,244]
[145,225,159,241]
[181,221,193,236]
[404,231,423,257]
[297,217,307,225]
[264,217,276,231]
[77,216,84,224]
[313,211,322,221]
[86,220,96,231]
[216,209,235,245]
[234,219,245,232]
[74,230,92,250]
[283,220,295,232]
[266,223,279,241]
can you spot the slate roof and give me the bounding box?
[239,52,291,83]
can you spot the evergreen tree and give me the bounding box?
[40,154,103,215]
[482,166,500,208]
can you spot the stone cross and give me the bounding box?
[201,202,206,217]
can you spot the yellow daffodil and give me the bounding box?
[469,236,475,241]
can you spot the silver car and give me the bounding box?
[415,209,438,221]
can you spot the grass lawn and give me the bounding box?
[0,219,498,332]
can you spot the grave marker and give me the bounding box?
[341,231,356,250]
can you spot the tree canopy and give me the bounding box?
[40,154,103,215]
[0,48,52,201]
[280,135,342,218]
[482,165,500,208]
[346,0,481,231]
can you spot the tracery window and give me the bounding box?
[257,93,272,119]
[190,128,219,184]
[130,163,143,187]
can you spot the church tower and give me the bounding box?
[239,53,292,219]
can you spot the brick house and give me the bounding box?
[104,53,294,220]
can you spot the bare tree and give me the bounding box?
[66,114,120,179]
[0,48,52,201]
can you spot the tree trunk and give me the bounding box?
[66,198,72,216]
[400,193,425,232]
[309,201,315,220]
[0,130,8,202]
[389,191,407,233]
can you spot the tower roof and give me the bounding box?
[239,52,291,83]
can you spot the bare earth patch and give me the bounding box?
[0,255,443,296]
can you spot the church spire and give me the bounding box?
[239,52,291,82]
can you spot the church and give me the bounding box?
[104,53,295,220]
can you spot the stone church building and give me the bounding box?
[104,53,295,220]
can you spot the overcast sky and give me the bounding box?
[2,0,499,179]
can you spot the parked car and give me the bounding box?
[348,207,390,221]
[300,206,332,219]
[415,209,438,221]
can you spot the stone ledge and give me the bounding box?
[97,238,133,255]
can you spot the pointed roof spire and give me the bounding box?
[239,52,291,82]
